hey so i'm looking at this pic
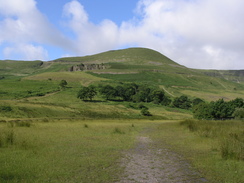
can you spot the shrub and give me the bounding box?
[172,95,191,109]
[141,108,152,116]
[59,79,68,89]
[138,104,148,109]
[233,108,244,119]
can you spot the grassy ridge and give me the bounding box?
[52,47,178,65]
[0,60,43,76]
[0,78,59,99]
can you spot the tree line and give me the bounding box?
[77,83,172,105]
[193,98,244,120]
[76,82,244,119]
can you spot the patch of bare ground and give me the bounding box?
[117,131,207,183]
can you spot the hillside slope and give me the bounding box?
[0,47,243,119]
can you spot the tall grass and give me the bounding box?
[180,119,244,161]
[149,120,244,183]
[0,120,146,182]
[0,129,15,147]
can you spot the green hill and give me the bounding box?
[0,47,243,120]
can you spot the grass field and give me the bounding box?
[0,47,243,182]
[150,120,244,183]
[0,119,243,182]
[0,119,148,182]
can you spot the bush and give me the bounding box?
[141,108,152,116]
[172,95,191,109]
[138,104,148,109]
[233,108,244,119]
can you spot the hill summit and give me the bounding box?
[53,47,181,66]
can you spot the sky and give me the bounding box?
[0,0,244,70]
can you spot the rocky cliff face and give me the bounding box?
[69,63,107,72]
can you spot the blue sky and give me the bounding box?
[0,0,244,69]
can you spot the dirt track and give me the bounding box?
[117,132,207,183]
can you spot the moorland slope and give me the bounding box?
[0,47,243,119]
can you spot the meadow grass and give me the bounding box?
[24,71,108,86]
[0,119,150,183]
[0,118,243,182]
[149,120,244,183]
[0,78,59,99]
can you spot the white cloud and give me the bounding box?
[63,0,244,69]
[0,0,74,59]
[3,44,48,60]
[0,0,243,69]
[118,0,244,69]
[63,0,119,55]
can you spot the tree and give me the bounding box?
[77,85,97,101]
[87,85,97,100]
[192,98,244,120]
[173,95,191,109]
[193,103,213,119]
[161,96,172,106]
[133,86,152,103]
[210,99,232,119]
[59,80,67,89]
[115,85,125,100]
[117,83,138,101]
[192,98,205,106]
[151,89,165,104]
[99,85,117,100]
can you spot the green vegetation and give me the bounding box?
[0,47,243,182]
[180,119,244,161]
[0,120,146,182]
[59,79,68,89]
[1,119,242,182]
[233,108,244,119]
[77,85,97,101]
[172,95,192,109]
[193,98,244,119]
[150,120,244,183]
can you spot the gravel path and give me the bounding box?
[117,134,207,183]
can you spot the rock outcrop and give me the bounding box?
[69,63,107,72]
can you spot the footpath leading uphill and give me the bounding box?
[118,129,207,183]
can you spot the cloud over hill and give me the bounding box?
[0,0,244,69]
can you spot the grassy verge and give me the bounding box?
[149,120,244,183]
[0,119,149,183]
